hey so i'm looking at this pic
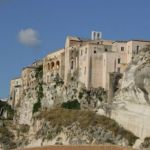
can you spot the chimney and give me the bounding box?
[91,31,102,40]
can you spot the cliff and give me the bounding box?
[108,45,150,149]
[0,76,138,149]
[5,46,150,149]
[115,45,150,104]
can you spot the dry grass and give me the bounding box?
[21,145,135,150]
[36,108,138,146]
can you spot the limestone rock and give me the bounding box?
[110,46,150,139]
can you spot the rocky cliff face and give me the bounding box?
[3,75,137,149]
[16,74,107,125]
[4,49,149,149]
[17,108,137,148]
[115,45,150,104]
[108,45,150,143]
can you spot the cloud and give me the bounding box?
[18,28,41,48]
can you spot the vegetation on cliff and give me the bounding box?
[141,137,150,149]
[61,100,80,110]
[0,100,14,120]
[33,65,44,114]
[36,108,138,146]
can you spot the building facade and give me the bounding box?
[10,32,150,107]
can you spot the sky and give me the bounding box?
[0,0,150,98]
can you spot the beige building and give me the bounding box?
[43,48,65,84]
[10,77,22,107]
[112,40,150,64]
[10,32,150,106]
[21,66,37,91]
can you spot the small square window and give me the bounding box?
[121,47,124,51]
[118,58,121,64]
[117,67,120,72]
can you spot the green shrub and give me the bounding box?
[0,101,15,120]
[33,65,44,114]
[20,124,30,133]
[141,137,150,148]
[47,132,53,140]
[78,92,84,99]
[61,100,80,110]
[35,65,43,79]
[53,74,64,87]
[33,100,41,114]
[0,126,16,149]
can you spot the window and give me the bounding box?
[121,47,124,51]
[105,48,108,52]
[94,50,97,54]
[56,61,60,69]
[117,67,120,73]
[51,62,55,69]
[137,46,139,54]
[118,58,121,64]
[71,61,74,69]
[51,73,54,77]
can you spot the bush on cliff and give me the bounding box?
[36,108,138,146]
[0,100,14,120]
[0,125,16,149]
[61,100,80,110]
[33,65,44,114]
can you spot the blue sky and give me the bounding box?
[0,0,150,98]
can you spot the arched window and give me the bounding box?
[56,61,60,69]
[51,62,55,70]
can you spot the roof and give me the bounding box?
[129,39,150,42]
[113,39,150,43]
[11,77,21,81]
[47,48,65,56]
[113,41,127,43]
[32,59,43,64]
[67,36,90,42]
[22,66,36,71]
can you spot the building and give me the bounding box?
[43,48,65,84]
[10,77,22,107]
[10,32,150,107]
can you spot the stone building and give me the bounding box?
[10,32,150,107]
[10,77,22,107]
[43,48,65,84]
